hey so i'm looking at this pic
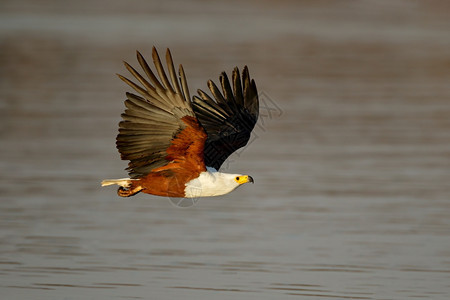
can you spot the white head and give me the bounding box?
[184,168,254,198]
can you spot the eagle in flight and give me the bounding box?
[102,47,259,198]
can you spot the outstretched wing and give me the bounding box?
[192,66,259,170]
[116,47,207,179]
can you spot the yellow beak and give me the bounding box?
[237,175,254,184]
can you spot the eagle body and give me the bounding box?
[102,167,252,198]
[102,47,259,198]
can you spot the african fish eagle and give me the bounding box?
[101,47,259,198]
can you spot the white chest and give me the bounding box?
[184,169,240,198]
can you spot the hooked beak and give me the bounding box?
[236,175,254,185]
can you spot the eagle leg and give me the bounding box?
[117,186,143,197]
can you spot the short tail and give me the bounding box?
[101,178,143,197]
[101,178,133,187]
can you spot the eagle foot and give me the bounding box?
[117,186,143,197]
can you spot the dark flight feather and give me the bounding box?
[116,47,199,178]
[192,66,259,170]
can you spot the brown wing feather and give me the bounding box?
[116,47,206,179]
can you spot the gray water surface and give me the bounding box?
[1,1,450,299]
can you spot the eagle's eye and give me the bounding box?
[235,176,240,182]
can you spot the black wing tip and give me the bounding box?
[242,66,250,79]
[220,71,229,79]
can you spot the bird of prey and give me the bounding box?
[102,47,259,198]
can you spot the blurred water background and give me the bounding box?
[1,1,449,299]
